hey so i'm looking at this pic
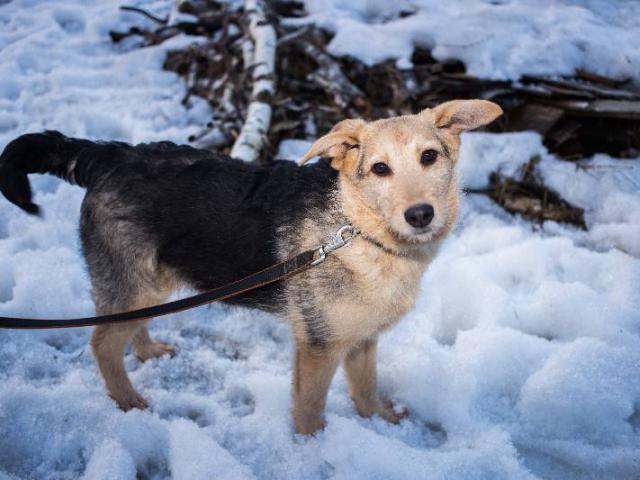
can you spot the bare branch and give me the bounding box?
[120,5,169,25]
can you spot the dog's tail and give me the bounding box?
[0,131,111,215]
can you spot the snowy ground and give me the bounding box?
[1,1,639,479]
[298,0,640,82]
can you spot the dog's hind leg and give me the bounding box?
[91,287,173,410]
[133,322,176,362]
[91,317,149,411]
[81,193,178,410]
[91,282,177,410]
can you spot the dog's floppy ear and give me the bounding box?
[298,119,366,169]
[427,99,503,134]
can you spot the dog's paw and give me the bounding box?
[294,418,325,436]
[112,390,149,411]
[293,412,325,436]
[352,397,409,424]
[376,399,408,424]
[134,342,176,362]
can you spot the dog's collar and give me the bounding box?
[358,232,405,257]
[327,223,405,258]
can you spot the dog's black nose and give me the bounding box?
[404,203,434,229]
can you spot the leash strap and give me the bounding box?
[0,225,358,330]
[0,250,316,330]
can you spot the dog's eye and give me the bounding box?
[421,149,438,166]
[372,162,392,176]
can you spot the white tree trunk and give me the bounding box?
[230,0,276,162]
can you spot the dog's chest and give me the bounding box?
[325,246,428,344]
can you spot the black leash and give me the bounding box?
[0,225,357,330]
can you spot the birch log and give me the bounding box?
[230,0,276,162]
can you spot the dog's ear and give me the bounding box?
[298,119,366,170]
[426,100,503,134]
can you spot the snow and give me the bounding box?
[1,1,640,479]
[169,420,255,480]
[297,0,640,82]
[0,0,211,148]
[459,131,640,256]
[276,139,313,162]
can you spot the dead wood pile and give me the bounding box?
[110,0,639,229]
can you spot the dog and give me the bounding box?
[0,99,502,434]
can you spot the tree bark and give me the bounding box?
[230,0,276,162]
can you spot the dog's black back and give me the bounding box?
[112,152,338,310]
[0,132,338,312]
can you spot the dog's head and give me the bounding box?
[299,99,502,248]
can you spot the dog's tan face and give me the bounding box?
[300,100,503,246]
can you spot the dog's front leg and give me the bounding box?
[344,337,407,424]
[292,342,339,435]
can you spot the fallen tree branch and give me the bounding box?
[302,41,364,108]
[120,5,168,24]
[230,0,276,162]
[546,99,640,119]
[278,28,365,109]
[467,156,586,228]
